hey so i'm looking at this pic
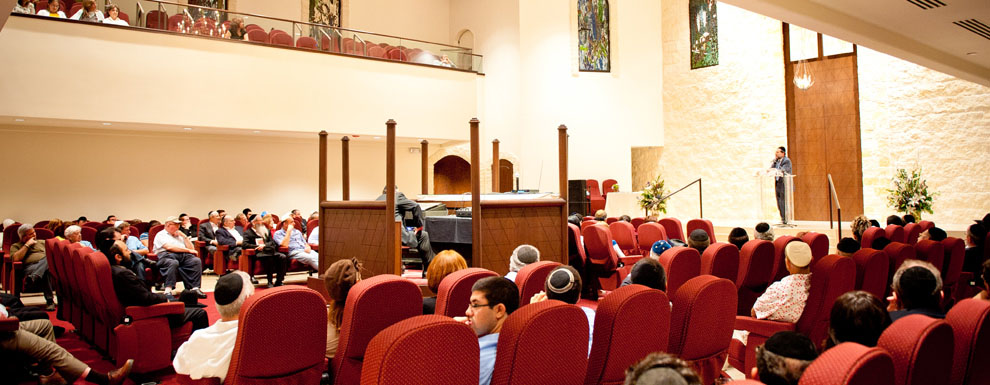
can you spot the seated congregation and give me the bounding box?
[1,210,989,385]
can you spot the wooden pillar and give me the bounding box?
[318,131,327,273]
[421,140,429,195]
[385,120,398,274]
[558,124,569,259]
[492,139,500,192]
[341,136,350,201]
[470,118,482,266]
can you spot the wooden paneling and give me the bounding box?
[433,155,471,194]
[786,54,864,220]
[318,201,398,278]
[477,199,567,274]
[498,159,514,192]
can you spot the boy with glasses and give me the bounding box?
[454,277,519,385]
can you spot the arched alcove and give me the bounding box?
[498,159,514,192]
[434,155,471,194]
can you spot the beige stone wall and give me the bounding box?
[857,48,990,227]
[631,146,663,192]
[660,2,787,223]
[426,142,521,194]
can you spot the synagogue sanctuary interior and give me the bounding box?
[0,0,988,384]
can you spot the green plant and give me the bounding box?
[639,175,669,216]
[885,168,937,218]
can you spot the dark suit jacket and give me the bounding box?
[111,265,167,307]
[242,227,282,258]
[216,227,241,247]
[376,191,425,246]
[198,221,218,243]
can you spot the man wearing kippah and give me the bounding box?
[753,331,818,384]
[835,237,860,257]
[173,271,255,382]
[505,244,540,282]
[734,242,813,345]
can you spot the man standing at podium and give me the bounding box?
[772,146,792,224]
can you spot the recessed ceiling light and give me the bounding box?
[253,130,261,133]
[14,118,24,122]
[374,136,381,139]
[102,122,112,126]
[183,127,193,131]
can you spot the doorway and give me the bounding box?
[434,155,471,195]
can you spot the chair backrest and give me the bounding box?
[608,221,639,256]
[147,225,164,251]
[657,246,701,297]
[133,221,151,234]
[34,228,55,240]
[490,301,589,385]
[68,1,82,16]
[883,242,916,291]
[580,220,598,232]
[601,179,617,197]
[516,261,562,306]
[685,219,716,243]
[801,232,830,266]
[227,286,327,384]
[940,237,966,287]
[244,23,262,32]
[886,225,906,244]
[605,217,618,225]
[630,217,645,230]
[658,217,684,241]
[667,276,737,385]
[333,275,422,385]
[771,236,801,282]
[795,255,856,344]
[636,223,667,253]
[945,298,990,385]
[33,220,50,229]
[80,226,97,245]
[736,240,775,315]
[568,223,587,267]
[2,223,21,252]
[146,10,167,30]
[386,47,407,61]
[582,225,617,272]
[903,223,922,245]
[434,268,498,317]
[917,220,934,231]
[701,242,740,285]
[167,14,190,32]
[306,219,319,238]
[861,227,885,249]
[878,314,954,385]
[360,315,478,385]
[585,285,670,385]
[270,30,292,47]
[246,29,269,43]
[914,239,945,272]
[798,343,895,385]
[851,248,890,300]
[586,179,602,199]
[367,45,386,58]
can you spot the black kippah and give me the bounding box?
[214,273,243,306]
[764,331,818,361]
[837,237,861,254]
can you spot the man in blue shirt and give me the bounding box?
[454,277,519,385]
[272,218,318,270]
[114,221,155,280]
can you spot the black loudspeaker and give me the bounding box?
[568,179,589,217]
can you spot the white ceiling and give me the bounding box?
[724,0,990,86]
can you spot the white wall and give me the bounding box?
[0,126,424,225]
[345,0,451,44]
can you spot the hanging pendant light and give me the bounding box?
[793,59,814,90]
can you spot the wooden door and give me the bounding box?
[434,155,471,194]
[498,159,514,192]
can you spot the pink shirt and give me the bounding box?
[753,273,811,322]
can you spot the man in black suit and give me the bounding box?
[771,146,793,224]
[241,214,288,287]
[106,243,208,331]
[376,186,436,271]
[198,211,221,257]
[215,216,243,269]
[964,222,987,286]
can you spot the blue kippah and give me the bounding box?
[651,240,672,256]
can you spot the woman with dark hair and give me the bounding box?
[37,0,66,17]
[324,258,362,359]
[13,0,36,14]
[824,291,891,350]
[225,17,246,40]
[70,0,103,22]
[102,4,128,26]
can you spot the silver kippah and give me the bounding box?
[546,268,576,294]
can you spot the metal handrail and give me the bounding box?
[353,33,366,56]
[827,174,842,238]
[657,178,703,218]
[135,2,145,27]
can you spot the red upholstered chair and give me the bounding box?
[637,223,667,253]
[583,216,594,221]
[219,286,327,384]
[801,232,829,266]
[167,14,191,32]
[244,23,262,32]
[145,224,164,260]
[605,217,618,225]
[360,315,479,385]
[886,225,906,244]
[83,221,103,228]
[659,217,684,241]
[490,301,589,385]
[133,221,151,235]
[366,45,386,58]
[60,242,85,332]
[80,226,97,245]
[585,284,670,385]
[945,298,990,385]
[609,221,641,256]
[68,1,82,16]
[631,217,645,230]
[247,29,269,44]
[307,219,320,240]
[851,248,890,300]
[729,255,856,375]
[146,10,168,30]
[386,47,408,61]
[941,237,966,301]
[568,223,587,269]
[434,268,498,317]
[587,179,605,213]
[701,242,740,285]
[583,225,621,291]
[686,219,716,243]
[878,314,954,385]
[903,223,922,245]
[736,240,775,316]
[517,261,562,306]
[770,236,801,283]
[1,223,20,289]
[601,179,617,197]
[918,220,935,231]
[333,275,422,385]
[270,30,293,47]
[33,220,50,229]
[81,251,114,352]
[861,227,885,249]
[798,343,895,385]
[657,247,701,297]
[914,239,945,273]
[581,220,598,232]
[883,242,916,294]
[668,276,737,385]
[69,247,100,343]
[44,239,65,316]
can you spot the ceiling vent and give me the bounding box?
[906,0,947,10]
[953,19,990,40]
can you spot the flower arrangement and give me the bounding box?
[885,167,937,219]
[639,175,669,216]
